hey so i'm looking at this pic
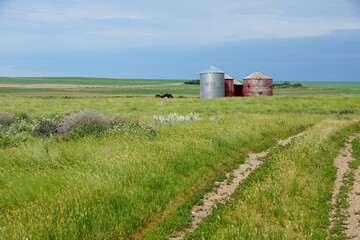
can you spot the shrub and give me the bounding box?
[109,119,156,138]
[330,109,354,115]
[0,112,34,147]
[153,112,200,124]
[272,81,304,88]
[56,110,111,139]
[184,79,200,85]
[0,112,15,127]
[0,123,30,148]
[15,112,31,122]
[33,117,59,137]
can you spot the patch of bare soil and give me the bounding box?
[347,167,360,239]
[346,142,360,239]
[169,132,304,240]
[328,134,360,240]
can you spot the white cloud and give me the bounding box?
[2,1,147,22]
[0,0,359,51]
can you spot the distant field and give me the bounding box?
[0,77,184,85]
[273,81,360,95]
[0,77,360,96]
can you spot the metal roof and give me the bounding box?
[200,65,224,74]
[224,74,234,80]
[234,79,243,85]
[243,71,272,80]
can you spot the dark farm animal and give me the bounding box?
[155,93,174,98]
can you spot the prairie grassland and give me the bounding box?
[0,94,359,117]
[1,77,360,96]
[187,119,360,239]
[0,113,318,239]
[0,94,359,239]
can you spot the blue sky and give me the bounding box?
[0,0,360,81]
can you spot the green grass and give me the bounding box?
[1,77,360,96]
[0,94,359,117]
[0,92,360,239]
[272,81,360,89]
[351,138,360,170]
[0,111,320,239]
[187,119,360,239]
[273,81,360,95]
[300,81,360,89]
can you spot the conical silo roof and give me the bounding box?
[200,65,224,74]
[244,71,272,80]
[224,73,234,80]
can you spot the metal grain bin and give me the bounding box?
[243,71,273,96]
[200,65,225,98]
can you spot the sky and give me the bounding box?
[0,0,360,81]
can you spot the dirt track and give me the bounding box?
[328,134,360,239]
[169,132,304,240]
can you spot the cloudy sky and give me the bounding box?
[0,0,360,81]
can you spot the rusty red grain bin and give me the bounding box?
[242,71,273,96]
[224,74,235,97]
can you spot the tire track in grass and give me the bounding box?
[346,137,360,239]
[169,132,304,240]
[347,164,360,239]
[328,134,360,240]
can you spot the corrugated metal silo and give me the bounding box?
[200,65,225,98]
[243,71,273,96]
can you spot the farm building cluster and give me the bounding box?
[200,65,273,98]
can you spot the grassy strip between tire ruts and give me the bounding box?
[184,119,360,239]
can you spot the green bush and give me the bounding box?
[0,125,31,148]
[0,112,34,147]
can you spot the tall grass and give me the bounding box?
[0,111,320,239]
[0,95,359,239]
[188,119,359,239]
[0,94,360,118]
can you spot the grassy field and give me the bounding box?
[0,79,360,239]
[1,77,360,96]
